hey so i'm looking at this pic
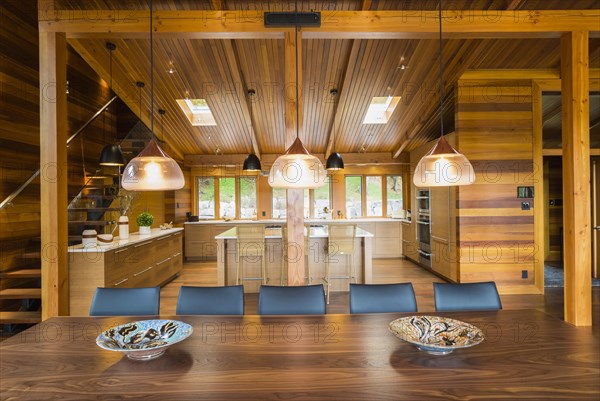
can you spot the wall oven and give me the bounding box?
[416,188,431,268]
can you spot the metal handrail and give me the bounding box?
[0,96,118,210]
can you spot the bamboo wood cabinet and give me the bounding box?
[68,228,183,316]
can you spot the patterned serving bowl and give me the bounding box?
[389,315,484,355]
[96,319,193,360]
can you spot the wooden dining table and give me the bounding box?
[1,309,598,400]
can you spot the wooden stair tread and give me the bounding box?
[68,221,111,225]
[0,269,41,279]
[69,208,120,212]
[0,311,41,324]
[20,252,41,259]
[0,288,42,299]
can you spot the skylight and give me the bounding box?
[176,98,217,126]
[363,96,401,124]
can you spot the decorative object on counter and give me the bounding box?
[159,221,173,230]
[121,0,185,191]
[268,1,326,189]
[97,233,114,247]
[96,319,193,361]
[412,0,474,188]
[242,89,262,172]
[81,229,97,246]
[325,89,344,171]
[118,215,129,239]
[389,315,484,355]
[136,211,154,235]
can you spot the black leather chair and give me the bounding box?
[176,285,244,315]
[258,285,326,315]
[349,283,418,314]
[433,281,502,312]
[89,287,160,316]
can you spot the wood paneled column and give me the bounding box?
[561,31,591,326]
[39,31,69,318]
[285,30,306,286]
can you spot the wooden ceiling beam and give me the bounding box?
[222,40,261,158]
[39,10,599,39]
[184,152,407,167]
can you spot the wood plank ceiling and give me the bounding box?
[56,0,600,161]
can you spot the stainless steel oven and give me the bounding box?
[417,213,431,253]
[416,188,431,268]
[416,189,430,214]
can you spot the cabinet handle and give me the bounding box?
[156,235,171,241]
[173,232,181,237]
[156,257,171,266]
[172,252,181,257]
[115,248,129,254]
[113,278,128,286]
[134,241,153,248]
[133,266,154,277]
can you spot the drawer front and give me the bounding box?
[109,274,131,288]
[153,254,174,285]
[153,233,174,260]
[104,246,133,285]
[129,260,157,287]
[185,240,217,258]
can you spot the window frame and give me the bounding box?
[344,174,404,218]
[194,175,257,220]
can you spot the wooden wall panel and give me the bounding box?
[455,79,538,293]
[0,0,115,282]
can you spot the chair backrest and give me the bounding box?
[89,287,160,316]
[349,283,418,314]
[258,285,326,315]
[433,281,502,312]
[237,225,265,258]
[328,224,356,254]
[176,285,244,315]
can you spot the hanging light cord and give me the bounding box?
[149,0,155,140]
[248,90,255,152]
[438,0,444,138]
[295,0,300,140]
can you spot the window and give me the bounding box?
[345,176,362,218]
[196,176,257,220]
[239,177,257,219]
[197,177,215,219]
[386,175,403,216]
[219,177,235,218]
[366,176,383,216]
[363,96,401,124]
[313,181,332,218]
[176,98,217,126]
[272,188,287,219]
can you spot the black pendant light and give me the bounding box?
[326,88,344,170]
[242,89,262,172]
[99,42,125,166]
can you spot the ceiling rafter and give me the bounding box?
[222,39,261,158]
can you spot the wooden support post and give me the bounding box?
[532,82,545,295]
[285,30,306,286]
[39,31,69,319]
[561,31,591,326]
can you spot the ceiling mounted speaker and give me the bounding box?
[264,12,321,27]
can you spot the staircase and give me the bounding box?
[0,108,151,336]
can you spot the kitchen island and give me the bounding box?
[215,226,373,292]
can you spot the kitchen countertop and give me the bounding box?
[215,226,373,240]
[186,217,407,225]
[68,227,183,253]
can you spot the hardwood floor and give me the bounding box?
[162,257,600,334]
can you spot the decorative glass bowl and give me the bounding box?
[389,315,484,355]
[96,319,193,360]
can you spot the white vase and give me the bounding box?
[82,229,97,246]
[118,216,129,239]
[139,226,152,235]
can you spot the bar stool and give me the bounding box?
[236,225,267,286]
[324,224,356,304]
[280,225,312,285]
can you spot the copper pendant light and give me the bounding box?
[412,0,474,187]
[121,0,185,191]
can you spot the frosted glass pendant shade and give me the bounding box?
[413,136,475,187]
[269,137,326,189]
[121,139,185,191]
